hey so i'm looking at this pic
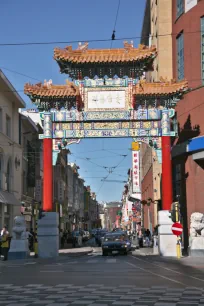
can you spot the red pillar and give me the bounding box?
[162,136,173,210]
[43,138,53,212]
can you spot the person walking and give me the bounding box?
[1,229,9,261]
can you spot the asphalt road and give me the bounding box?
[0,250,204,305]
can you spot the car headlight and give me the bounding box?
[121,244,128,248]
[103,246,109,249]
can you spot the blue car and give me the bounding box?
[102,232,132,256]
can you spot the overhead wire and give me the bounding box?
[0,30,203,47]
[111,0,121,48]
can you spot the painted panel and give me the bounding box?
[52,121,161,132]
[50,109,175,122]
[52,128,162,139]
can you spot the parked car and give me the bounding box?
[91,229,97,237]
[102,232,132,256]
[82,231,90,241]
[95,230,108,246]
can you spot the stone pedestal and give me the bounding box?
[8,216,29,260]
[8,240,29,260]
[189,237,204,257]
[37,212,59,258]
[158,210,177,257]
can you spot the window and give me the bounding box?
[177,0,184,18]
[0,108,2,132]
[201,17,204,84]
[177,33,184,80]
[6,115,11,138]
[5,159,12,192]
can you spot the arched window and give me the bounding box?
[6,158,12,192]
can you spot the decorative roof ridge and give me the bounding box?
[53,42,157,61]
[24,80,79,97]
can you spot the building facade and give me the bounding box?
[140,0,173,232]
[172,0,204,252]
[20,112,43,229]
[0,70,26,232]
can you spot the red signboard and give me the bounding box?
[171,222,183,236]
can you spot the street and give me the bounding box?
[0,251,204,305]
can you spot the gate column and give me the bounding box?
[162,135,173,210]
[158,110,177,257]
[43,112,53,212]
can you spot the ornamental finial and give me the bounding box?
[77,42,89,51]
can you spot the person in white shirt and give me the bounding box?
[1,226,9,236]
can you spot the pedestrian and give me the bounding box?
[26,229,33,251]
[1,229,9,261]
[1,226,9,236]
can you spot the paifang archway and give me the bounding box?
[24,42,188,214]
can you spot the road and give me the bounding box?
[0,249,204,305]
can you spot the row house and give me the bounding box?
[20,111,43,229]
[0,70,25,232]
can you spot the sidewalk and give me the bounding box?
[0,246,93,265]
[132,247,154,256]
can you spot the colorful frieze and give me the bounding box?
[52,128,162,139]
[52,120,161,133]
[50,108,175,122]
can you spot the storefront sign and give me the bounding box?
[132,151,140,193]
[185,0,197,12]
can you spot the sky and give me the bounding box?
[0,0,146,203]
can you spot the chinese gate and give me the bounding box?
[25,42,188,213]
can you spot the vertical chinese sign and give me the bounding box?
[132,142,140,194]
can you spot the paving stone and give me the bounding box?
[46,304,69,306]
[112,301,134,305]
[119,296,140,300]
[6,304,29,306]
[32,302,55,304]
[83,296,100,299]
[154,303,177,306]
[89,304,109,306]
[71,301,94,305]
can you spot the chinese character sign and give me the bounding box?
[132,151,140,193]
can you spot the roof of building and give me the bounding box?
[24,80,79,98]
[54,42,157,64]
[0,70,26,108]
[133,78,188,96]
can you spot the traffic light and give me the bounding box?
[169,202,180,222]
[39,209,46,220]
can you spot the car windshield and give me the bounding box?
[104,234,126,242]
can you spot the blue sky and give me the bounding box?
[0,0,145,202]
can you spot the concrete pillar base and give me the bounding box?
[158,210,177,257]
[37,212,59,258]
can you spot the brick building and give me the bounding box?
[172,0,204,252]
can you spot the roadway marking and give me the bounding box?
[130,255,204,283]
[125,261,189,287]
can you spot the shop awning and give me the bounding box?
[0,190,21,206]
[172,136,204,158]
[128,193,141,202]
